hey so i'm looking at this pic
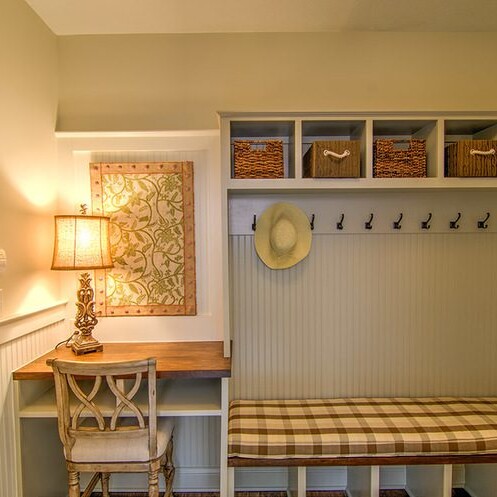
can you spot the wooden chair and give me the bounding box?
[47,357,175,497]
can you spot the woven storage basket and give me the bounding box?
[233,140,284,179]
[303,140,360,178]
[445,140,497,177]
[373,139,426,178]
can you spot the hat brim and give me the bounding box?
[254,202,312,269]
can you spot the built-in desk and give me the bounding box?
[13,341,231,380]
[13,341,231,497]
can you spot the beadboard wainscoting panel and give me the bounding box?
[230,233,497,400]
[0,319,66,497]
[173,416,221,468]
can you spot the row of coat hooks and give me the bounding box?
[252,212,492,231]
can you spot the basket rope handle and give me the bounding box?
[323,149,351,159]
[470,148,496,156]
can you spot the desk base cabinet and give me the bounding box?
[18,416,222,496]
[13,342,231,497]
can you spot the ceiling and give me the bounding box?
[25,0,497,35]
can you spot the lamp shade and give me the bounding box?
[51,215,114,270]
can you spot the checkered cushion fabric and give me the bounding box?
[228,398,497,459]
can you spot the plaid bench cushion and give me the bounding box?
[228,397,497,459]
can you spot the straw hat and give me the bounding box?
[254,202,312,270]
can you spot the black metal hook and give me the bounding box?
[421,212,432,230]
[478,212,490,229]
[252,214,257,231]
[450,212,461,230]
[393,213,403,230]
[336,213,345,230]
[310,214,315,231]
[365,213,374,230]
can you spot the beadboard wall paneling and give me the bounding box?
[230,233,497,400]
[0,320,66,497]
[174,416,220,467]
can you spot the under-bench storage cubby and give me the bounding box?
[230,463,496,497]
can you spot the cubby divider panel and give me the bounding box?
[406,464,452,497]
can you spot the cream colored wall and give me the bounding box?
[0,2,62,495]
[0,0,59,318]
[57,32,497,131]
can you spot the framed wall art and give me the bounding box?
[90,162,196,316]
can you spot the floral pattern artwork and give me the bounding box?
[90,162,196,316]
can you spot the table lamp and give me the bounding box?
[51,205,113,355]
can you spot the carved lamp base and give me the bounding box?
[72,272,103,355]
[71,333,103,355]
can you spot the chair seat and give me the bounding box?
[69,418,174,463]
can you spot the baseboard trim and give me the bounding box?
[91,465,456,493]
[97,467,219,493]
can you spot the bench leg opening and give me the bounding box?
[288,466,306,497]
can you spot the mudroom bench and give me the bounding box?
[227,397,497,497]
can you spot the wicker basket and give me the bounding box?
[445,140,497,177]
[373,139,427,178]
[303,140,360,178]
[233,140,284,179]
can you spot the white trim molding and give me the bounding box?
[0,301,67,346]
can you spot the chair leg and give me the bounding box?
[163,436,175,497]
[101,472,110,497]
[81,473,102,497]
[68,470,80,497]
[148,466,160,497]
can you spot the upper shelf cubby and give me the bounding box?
[444,119,497,141]
[302,120,367,178]
[230,120,295,179]
[221,112,497,190]
[372,119,438,178]
[444,119,497,178]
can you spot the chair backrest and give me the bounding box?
[48,357,157,460]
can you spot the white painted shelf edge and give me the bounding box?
[227,177,497,192]
[18,378,222,418]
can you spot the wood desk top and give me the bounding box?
[13,341,231,380]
